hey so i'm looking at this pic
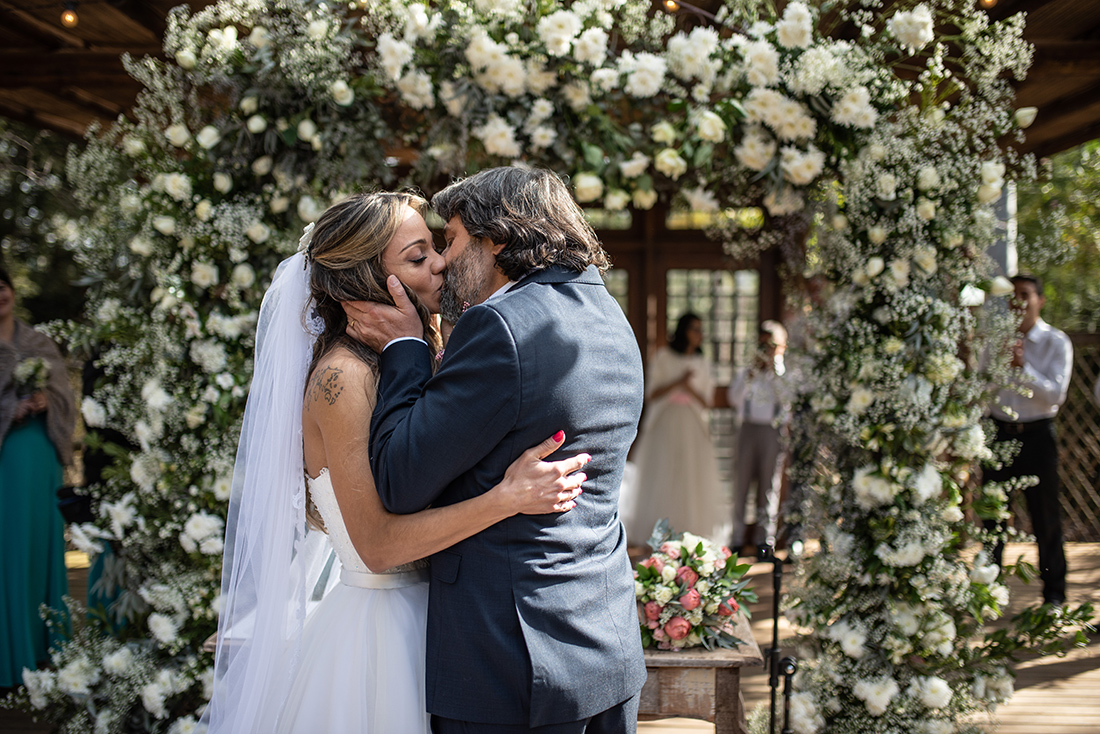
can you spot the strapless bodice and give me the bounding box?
[307,469,428,586]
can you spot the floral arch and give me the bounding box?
[16,0,1093,731]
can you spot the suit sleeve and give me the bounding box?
[369,305,521,514]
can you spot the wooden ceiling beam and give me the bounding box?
[1028,40,1100,76]
[0,99,91,139]
[986,0,1062,22]
[0,50,158,89]
[105,0,168,39]
[0,0,85,49]
[60,86,127,117]
[1021,81,1100,121]
[1029,120,1100,157]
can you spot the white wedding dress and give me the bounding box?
[271,468,431,733]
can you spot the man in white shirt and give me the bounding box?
[727,320,790,560]
[984,274,1072,606]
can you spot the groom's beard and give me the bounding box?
[440,244,495,324]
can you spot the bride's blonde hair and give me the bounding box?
[303,192,443,530]
[306,192,442,373]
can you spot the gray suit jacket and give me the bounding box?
[369,264,646,727]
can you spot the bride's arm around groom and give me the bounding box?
[347,166,648,732]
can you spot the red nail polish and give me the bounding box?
[553,430,565,443]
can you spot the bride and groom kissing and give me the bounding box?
[206,167,648,733]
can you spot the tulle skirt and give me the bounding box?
[273,580,430,733]
[626,401,727,545]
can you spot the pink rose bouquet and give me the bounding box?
[634,522,756,651]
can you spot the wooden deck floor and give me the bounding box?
[3,543,1097,733]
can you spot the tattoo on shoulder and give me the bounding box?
[307,366,344,408]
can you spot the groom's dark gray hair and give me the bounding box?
[431,166,610,281]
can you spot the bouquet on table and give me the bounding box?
[13,357,50,398]
[634,520,757,651]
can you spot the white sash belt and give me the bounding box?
[340,567,428,590]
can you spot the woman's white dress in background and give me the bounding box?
[272,469,430,733]
[625,348,726,545]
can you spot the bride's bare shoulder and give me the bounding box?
[304,345,377,416]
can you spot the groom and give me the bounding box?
[344,166,646,732]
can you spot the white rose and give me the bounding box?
[889,258,911,287]
[122,136,146,156]
[148,613,178,645]
[1015,106,1038,129]
[129,236,154,257]
[246,115,267,134]
[980,160,1006,185]
[269,196,289,214]
[977,183,1002,204]
[195,199,213,221]
[175,48,197,69]
[832,214,848,231]
[23,669,56,709]
[619,152,650,179]
[297,119,317,143]
[573,173,604,203]
[887,4,935,51]
[251,156,273,176]
[184,404,206,429]
[298,195,323,222]
[916,197,936,221]
[603,189,631,211]
[683,186,719,213]
[81,397,107,428]
[920,676,953,709]
[654,148,688,180]
[239,96,258,115]
[102,647,134,676]
[633,188,658,210]
[232,263,256,287]
[330,80,355,106]
[248,26,270,48]
[694,110,727,143]
[989,275,1015,296]
[913,245,937,273]
[196,126,221,149]
[244,222,270,245]
[213,173,233,194]
[163,173,192,202]
[868,226,888,245]
[917,166,941,191]
[307,19,327,40]
[152,216,176,236]
[651,120,678,145]
[191,261,219,289]
[876,172,898,201]
[165,124,190,147]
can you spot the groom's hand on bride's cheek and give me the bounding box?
[342,275,424,351]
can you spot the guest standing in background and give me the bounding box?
[984,274,1072,607]
[728,320,791,561]
[626,313,725,545]
[0,266,75,687]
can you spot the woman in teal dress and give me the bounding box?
[0,267,75,687]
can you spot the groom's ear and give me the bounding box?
[490,241,506,256]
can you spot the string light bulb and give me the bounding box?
[664,0,680,12]
[978,0,998,8]
[60,1,78,27]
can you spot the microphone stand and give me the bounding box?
[780,656,798,734]
[765,549,783,734]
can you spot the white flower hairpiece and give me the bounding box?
[297,221,316,256]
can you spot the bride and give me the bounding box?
[204,193,589,733]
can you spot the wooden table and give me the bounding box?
[638,613,764,734]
